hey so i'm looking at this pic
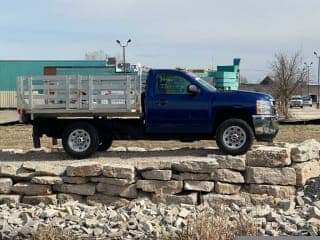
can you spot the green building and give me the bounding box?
[211,58,240,90]
[192,58,241,90]
[0,60,110,91]
[0,60,128,108]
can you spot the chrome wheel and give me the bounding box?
[68,129,91,152]
[222,126,246,150]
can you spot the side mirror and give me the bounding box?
[187,84,200,94]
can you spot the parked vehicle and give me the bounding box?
[303,96,313,107]
[17,69,279,158]
[289,96,303,108]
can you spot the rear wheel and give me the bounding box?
[97,136,113,151]
[62,122,99,159]
[216,118,253,155]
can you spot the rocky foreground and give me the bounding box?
[1,177,320,240]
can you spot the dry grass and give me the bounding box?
[1,124,320,151]
[174,207,258,240]
[32,224,74,240]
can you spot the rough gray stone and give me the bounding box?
[13,168,36,181]
[103,164,135,179]
[40,209,59,218]
[31,176,63,185]
[201,193,246,207]
[310,206,320,219]
[211,169,244,183]
[127,147,147,152]
[246,146,291,167]
[141,170,172,180]
[184,181,214,192]
[246,193,278,206]
[12,182,52,195]
[57,193,84,204]
[23,195,57,205]
[53,183,95,196]
[246,167,296,185]
[291,139,320,162]
[172,172,210,181]
[307,217,320,227]
[278,199,296,212]
[152,193,198,205]
[294,159,320,186]
[66,162,102,177]
[136,180,183,194]
[172,159,218,173]
[86,194,129,207]
[0,165,16,177]
[34,166,65,176]
[62,176,88,184]
[96,183,137,198]
[90,177,134,185]
[213,155,246,171]
[214,182,241,194]
[0,178,12,193]
[248,184,296,198]
[136,161,171,171]
[0,195,20,204]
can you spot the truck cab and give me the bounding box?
[143,69,278,155]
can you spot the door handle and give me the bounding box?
[155,100,168,106]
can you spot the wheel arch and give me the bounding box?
[212,108,254,136]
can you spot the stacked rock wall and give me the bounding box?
[0,139,319,207]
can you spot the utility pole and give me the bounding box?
[116,39,132,74]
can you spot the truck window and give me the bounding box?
[156,74,190,95]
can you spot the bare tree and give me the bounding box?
[84,50,108,60]
[270,51,306,119]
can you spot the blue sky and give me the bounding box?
[0,0,320,83]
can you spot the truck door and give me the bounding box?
[146,72,211,134]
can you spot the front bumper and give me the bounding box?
[252,115,279,142]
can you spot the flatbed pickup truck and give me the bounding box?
[17,69,278,158]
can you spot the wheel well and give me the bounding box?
[212,109,254,136]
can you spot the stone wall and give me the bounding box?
[0,139,319,207]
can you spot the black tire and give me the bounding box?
[97,136,113,151]
[216,118,253,155]
[62,121,99,159]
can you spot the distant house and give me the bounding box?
[260,76,274,85]
[240,75,274,95]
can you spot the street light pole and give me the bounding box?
[116,39,132,74]
[304,62,313,96]
[314,52,320,109]
[313,52,320,109]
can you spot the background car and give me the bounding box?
[290,96,303,108]
[303,96,313,107]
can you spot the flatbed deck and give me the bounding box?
[17,74,143,119]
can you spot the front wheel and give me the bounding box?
[62,122,99,159]
[216,118,253,155]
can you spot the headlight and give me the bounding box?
[256,100,272,115]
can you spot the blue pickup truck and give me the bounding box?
[17,69,279,158]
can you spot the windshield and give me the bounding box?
[185,71,216,91]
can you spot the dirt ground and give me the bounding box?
[0,123,319,150]
[0,123,319,169]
